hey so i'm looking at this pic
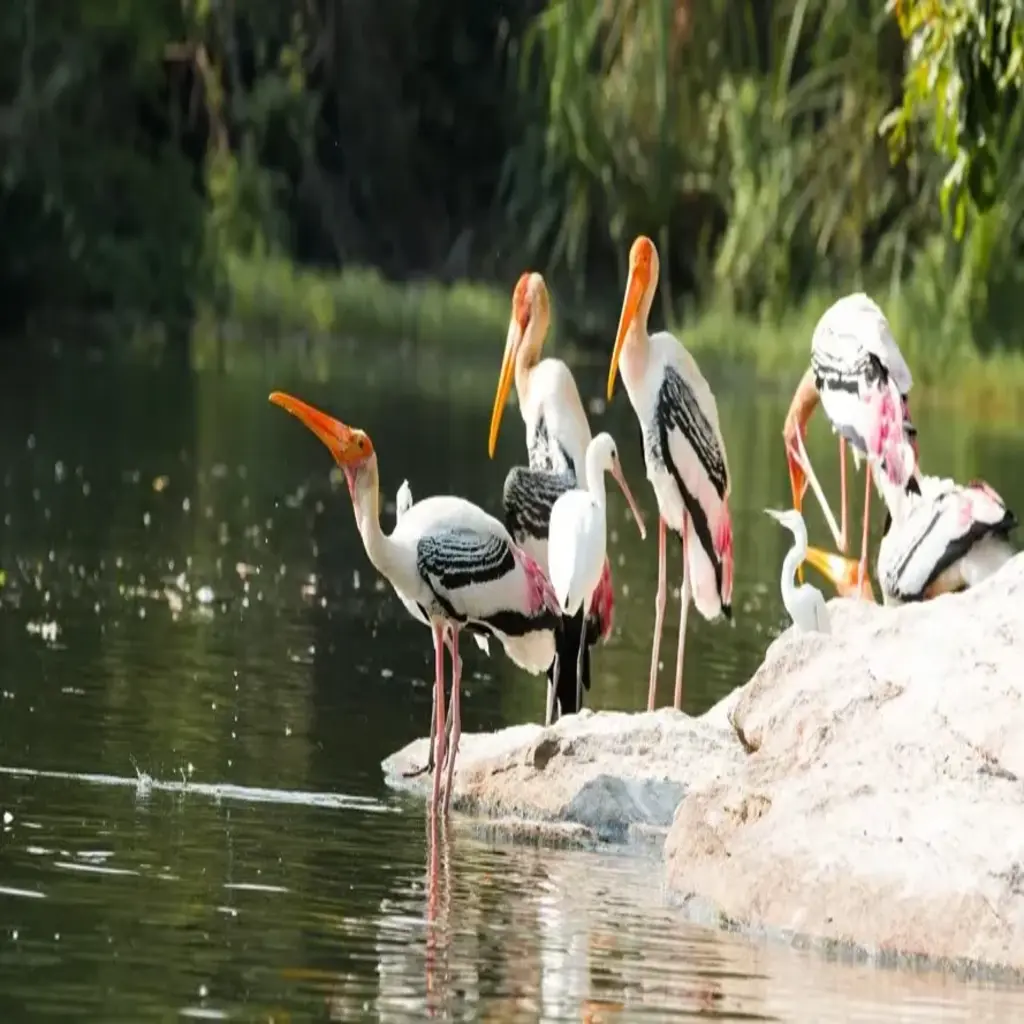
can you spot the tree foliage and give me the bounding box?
[1,0,1023,347]
[883,0,1024,236]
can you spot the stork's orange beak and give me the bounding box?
[804,546,876,602]
[268,391,372,466]
[488,279,531,459]
[607,260,650,402]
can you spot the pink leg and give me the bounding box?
[442,627,462,816]
[429,622,447,816]
[673,512,691,712]
[858,465,872,588]
[838,436,849,553]
[647,517,668,712]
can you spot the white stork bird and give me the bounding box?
[804,444,1018,605]
[269,391,561,816]
[606,236,735,712]
[394,480,489,780]
[783,292,917,590]
[488,271,618,722]
[763,508,831,634]
[546,433,647,719]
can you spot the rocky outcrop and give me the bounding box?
[667,552,1024,972]
[383,553,1024,971]
[382,705,745,843]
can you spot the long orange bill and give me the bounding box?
[488,317,522,459]
[804,546,876,603]
[268,391,362,464]
[610,462,648,540]
[607,264,647,402]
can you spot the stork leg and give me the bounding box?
[838,436,849,553]
[442,627,463,816]
[792,431,844,550]
[647,517,668,712]
[429,623,448,816]
[403,629,455,780]
[575,615,587,712]
[673,513,691,712]
[858,464,872,589]
[545,655,559,727]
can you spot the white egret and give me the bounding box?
[764,508,831,634]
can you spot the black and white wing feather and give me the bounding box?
[502,466,576,549]
[879,481,1016,602]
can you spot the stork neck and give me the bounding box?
[514,311,549,410]
[351,456,395,577]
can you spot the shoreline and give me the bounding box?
[20,256,1024,422]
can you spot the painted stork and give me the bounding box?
[488,271,617,722]
[783,292,917,589]
[394,480,489,781]
[605,236,735,712]
[804,446,1018,606]
[269,392,561,815]
[763,508,831,634]
[547,433,647,719]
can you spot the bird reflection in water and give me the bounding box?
[425,810,453,1018]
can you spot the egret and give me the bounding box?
[269,392,561,816]
[764,508,831,634]
[546,433,647,718]
[606,236,734,712]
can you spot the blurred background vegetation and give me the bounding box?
[2,0,1023,392]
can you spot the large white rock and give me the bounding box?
[666,552,1024,971]
[382,704,744,843]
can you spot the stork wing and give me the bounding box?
[658,363,729,503]
[502,466,576,546]
[881,484,1013,600]
[416,526,551,632]
[811,292,913,394]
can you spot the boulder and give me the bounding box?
[666,552,1024,972]
[382,705,745,843]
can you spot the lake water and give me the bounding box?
[2,338,1024,1021]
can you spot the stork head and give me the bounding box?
[268,391,375,502]
[607,236,659,402]
[488,272,551,459]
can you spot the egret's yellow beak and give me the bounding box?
[804,546,876,602]
[268,391,372,466]
[607,260,650,402]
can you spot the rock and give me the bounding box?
[382,706,746,843]
[666,552,1024,973]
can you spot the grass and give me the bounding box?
[191,252,1024,424]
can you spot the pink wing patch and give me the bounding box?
[715,498,735,608]
[588,558,615,642]
[863,380,908,485]
[514,545,560,618]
